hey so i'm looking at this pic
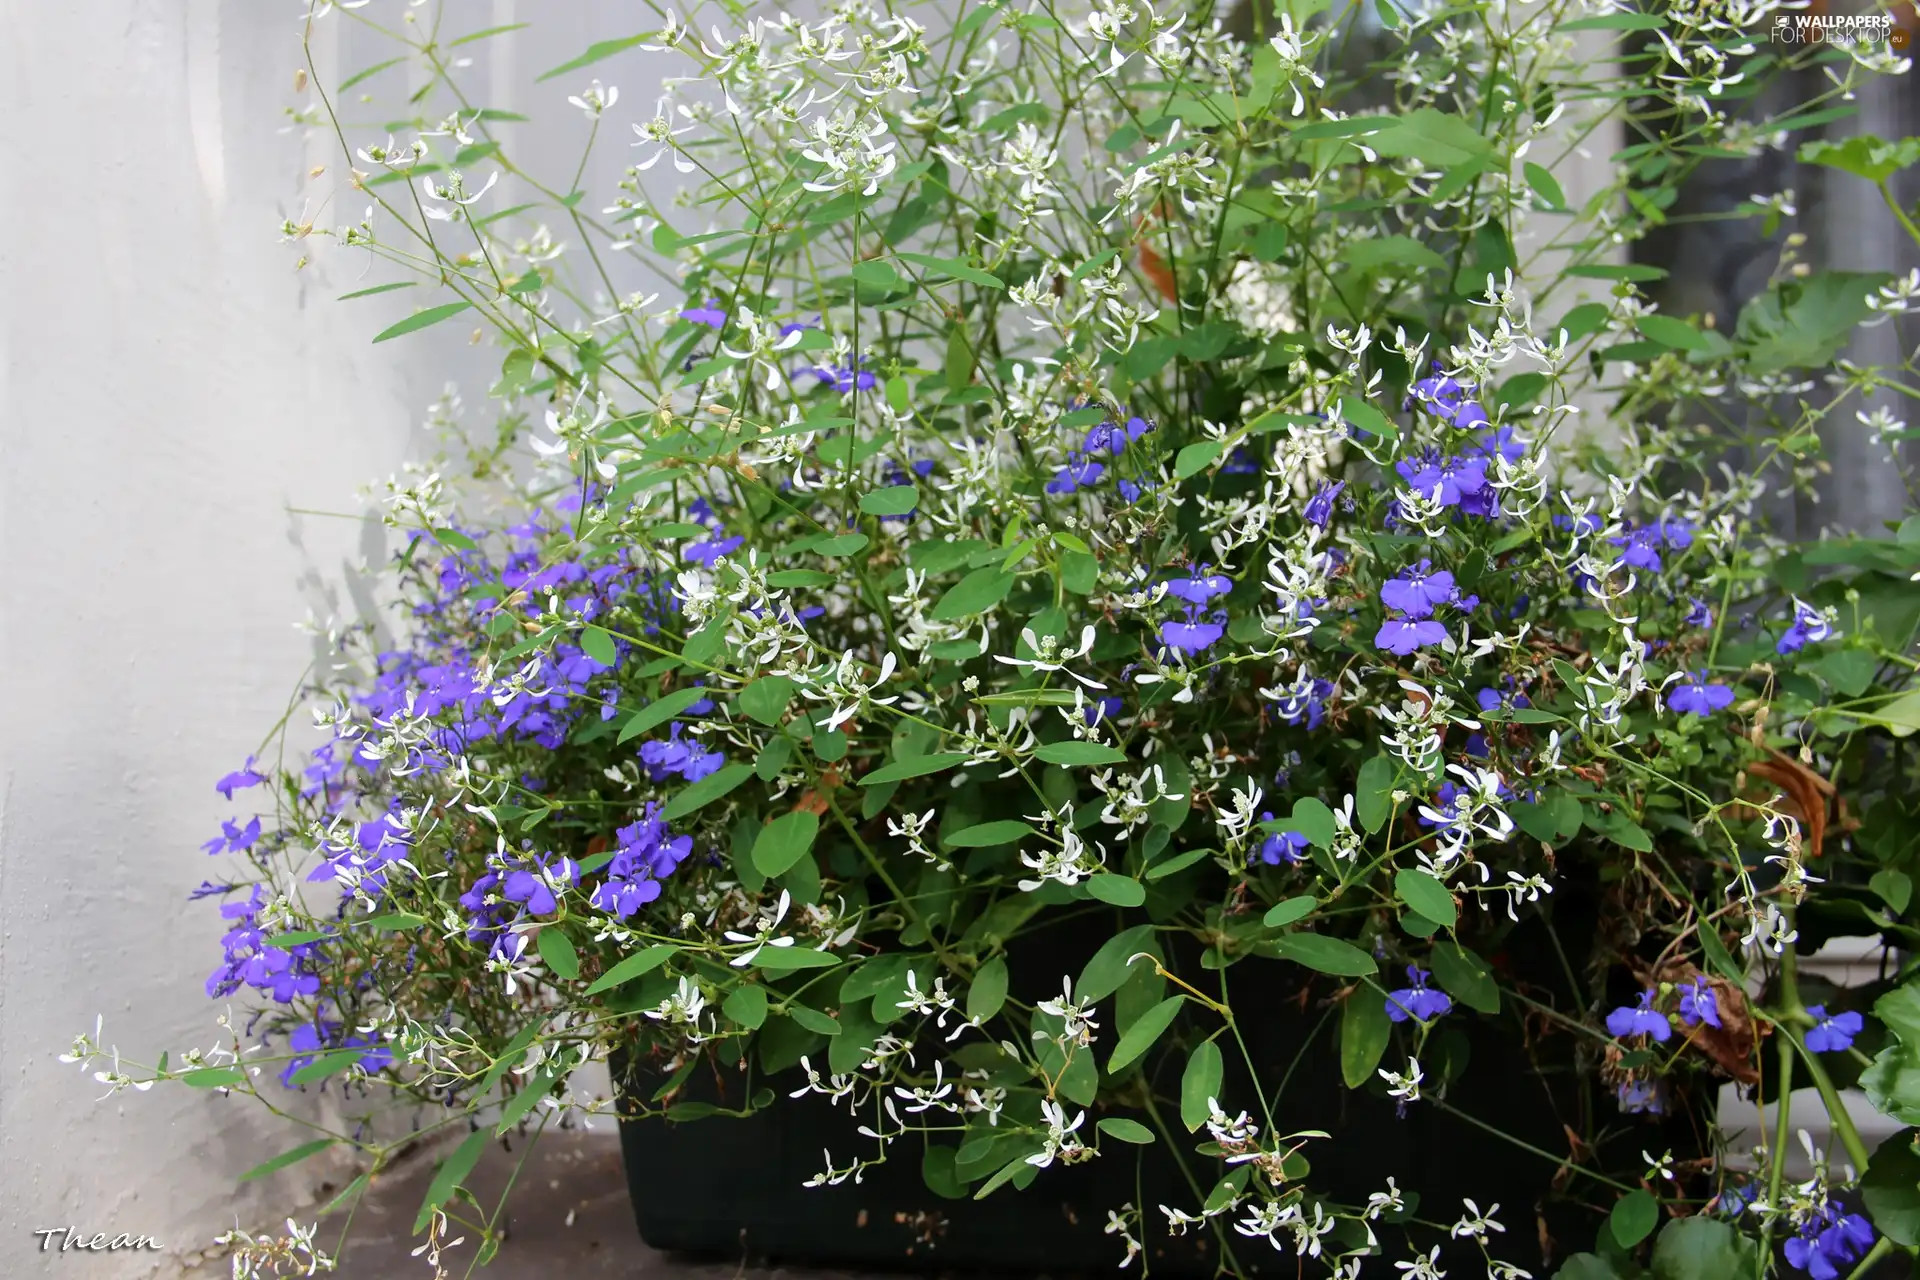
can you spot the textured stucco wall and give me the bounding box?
[0,3,439,1275]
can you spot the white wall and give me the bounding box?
[0,3,439,1275]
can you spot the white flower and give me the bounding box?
[724,890,796,966]
[420,169,498,221]
[631,98,696,173]
[1027,1099,1092,1168]
[567,80,618,118]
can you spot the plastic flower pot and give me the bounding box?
[610,865,1708,1275]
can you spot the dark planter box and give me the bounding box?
[613,868,1704,1275]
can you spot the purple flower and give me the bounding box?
[1406,368,1483,427]
[203,816,263,856]
[503,855,577,917]
[1669,672,1734,717]
[1375,618,1448,655]
[1475,426,1526,464]
[1380,560,1456,619]
[592,804,694,920]
[1385,966,1453,1023]
[1046,453,1106,495]
[1083,695,1124,727]
[641,723,726,783]
[679,298,726,329]
[1160,617,1224,656]
[1676,979,1720,1028]
[1303,480,1345,528]
[215,758,267,801]
[803,360,878,393]
[1554,513,1603,537]
[1612,527,1666,571]
[1117,478,1155,504]
[1396,453,1487,506]
[1804,1005,1864,1054]
[1778,597,1835,655]
[684,533,744,567]
[1685,597,1714,629]
[1165,564,1232,605]
[1605,990,1672,1042]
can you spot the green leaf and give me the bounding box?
[1263,896,1317,929]
[1078,925,1158,1003]
[1180,1041,1223,1131]
[1271,934,1377,977]
[238,1138,338,1183]
[723,984,769,1030]
[1698,921,1742,984]
[1561,10,1665,28]
[739,676,797,726]
[1033,741,1128,766]
[661,762,753,820]
[415,1130,489,1232]
[1610,1188,1659,1248]
[863,752,969,786]
[450,22,530,46]
[930,567,1015,621]
[584,944,679,995]
[1523,161,1567,210]
[494,1066,562,1134]
[751,946,843,972]
[338,280,417,301]
[181,1067,247,1089]
[1340,234,1449,275]
[1799,134,1920,185]
[1357,755,1396,833]
[372,301,472,343]
[1427,942,1500,1014]
[616,687,711,744]
[1097,1118,1156,1145]
[1648,1214,1759,1279]
[1340,988,1392,1089]
[580,626,618,669]
[787,1005,843,1037]
[968,955,1009,1022]
[1877,985,1920,1044]
[1087,874,1147,907]
[536,929,579,981]
[537,34,647,81]
[816,533,869,556]
[896,252,1004,288]
[1876,868,1916,915]
[944,820,1034,848]
[1809,649,1879,698]
[752,811,821,878]
[922,1143,967,1200]
[1394,869,1457,930]
[1862,1129,1920,1246]
[1282,797,1336,847]
[1737,271,1891,374]
[1863,1044,1920,1126]
[1107,996,1184,1073]
[859,485,919,516]
[1636,314,1713,353]
[1174,441,1224,480]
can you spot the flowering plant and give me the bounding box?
[63,1,1920,1278]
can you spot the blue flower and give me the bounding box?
[1685,597,1714,628]
[1084,412,1154,454]
[1254,819,1310,866]
[1617,1079,1665,1115]
[1375,617,1448,655]
[1676,978,1720,1028]
[1605,990,1672,1042]
[640,722,726,783]
[1303,480,1345,527]
[1785,1206,1874,1280]
[1272,673,1333,729]
[1116,478,1155,504]
[1778,597,1836,655]
[592,803,694,920]
[1083,695,1123,727]
[684,533,743,567]
[1385,966,1452,1023]
[1165,563,1232,605]
[679,298,726,329]
[215,758,267,801]
[1046,452,1106,495]
[1380,560,1455,619]
[801,359,877,393]
[1475,425,1526,464]
[1395,452,1486,507]
[1669,672,1734,717]
[1160,616,1224,656]
[1804,1005,1864,1054]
